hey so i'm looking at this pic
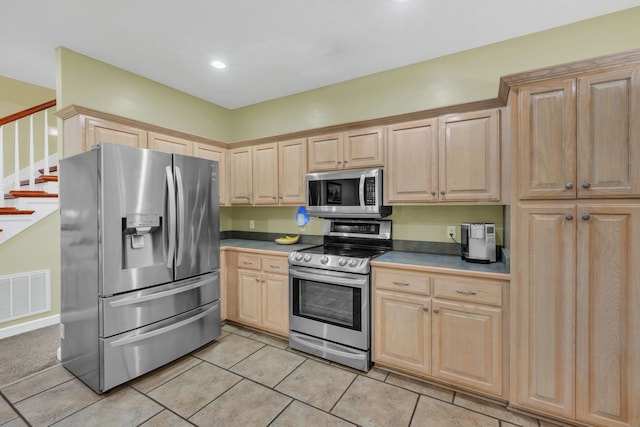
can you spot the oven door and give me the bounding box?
[289,266,369,350]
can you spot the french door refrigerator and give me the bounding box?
[60,142,221,393]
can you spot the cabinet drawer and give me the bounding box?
[262,256,288,274]
[432,275,503,306]
[238,253,261,270]
[374,267,430,295]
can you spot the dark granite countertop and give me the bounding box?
[221,239,509,279]
[220,238,317,254]
[373,251,509,278]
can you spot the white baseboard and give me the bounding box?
[0,314,60,340]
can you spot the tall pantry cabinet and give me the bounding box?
[510,64,640,427]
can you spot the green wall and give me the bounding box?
[0,213,60,328]
[56,47,234,143]
[231,6,640,141]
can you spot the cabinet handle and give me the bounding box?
[272,196,277,200]
[261,279,265,283]
[431,191,436,196]
[269,265,280,269]
[391,281,410,286]
[440,191,445,195]
[423,306,429,312]
[455,289,478,296]
[582,181,591,189]
[255,278,260,282]
[433,308,440,314]
[243,261,253,265]
[344,160,349,164]
[565,215,574,221]
[279,196,283,199]
[337,161,342,165]
[582,214,591,221]
[565,182,574,189]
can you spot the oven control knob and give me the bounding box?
[320,255,329,264]
[349,259,359,267]
[338,257,348,266]
[303,254,312,262]
[294,253,303,261]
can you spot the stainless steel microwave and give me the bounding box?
[306,168,392,218]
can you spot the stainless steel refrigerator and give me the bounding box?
[60,142,221,393]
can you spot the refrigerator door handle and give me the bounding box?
[165,166,176,268]
[175,166,186,266]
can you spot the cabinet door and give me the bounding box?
[386,119,439,203]
[278,138,307,205]
[261,272,289,336]
[373,289,431,375]
[344,127,385,169]
[518,80,576,199]
[148,132,193,156]
[432,299,503,396]
[308,133,343,172]
[576,204,640,427]
[220,250,227,321]
[439,109,500,202]
[229,146,252,205]
[194,143,227,206]
[237,269,262,327]
[577,67,640,198]
[86,117,147,150]
[252,143,278,205]
[512,204,576,418]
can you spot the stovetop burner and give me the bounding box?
[289,219,392,274]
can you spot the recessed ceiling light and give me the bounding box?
[209,60,226,69]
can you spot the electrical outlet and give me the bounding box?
[447,226,456,240]
[249,220,255,230]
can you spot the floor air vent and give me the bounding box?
[0,270,51,322]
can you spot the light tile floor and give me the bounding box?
[0,324,554,427]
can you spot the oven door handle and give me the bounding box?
[290,269,367,288]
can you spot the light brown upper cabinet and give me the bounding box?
[308,126,385,172]
[229,145,253,205]
[230,140,307,206]
[438,109,501,202]
[252,143,279,205]
[193,143,227,206]
[148,132,193,156]
[385,109,501,204]
[278,138,307,205]
[76,117,147,156]
[518,66,640,199]
[386,119,439,203]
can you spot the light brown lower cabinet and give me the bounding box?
[511,202,640,427]
[373,265,508,398]
[225,249,289,337]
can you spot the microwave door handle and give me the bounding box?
[359,174,365,207]
[165,166,176,268]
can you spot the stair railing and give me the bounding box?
[0,100,57,207]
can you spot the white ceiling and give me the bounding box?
[2,0,640,109]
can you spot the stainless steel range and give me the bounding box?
[288,219,391,371]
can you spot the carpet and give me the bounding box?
[0,324,61,387]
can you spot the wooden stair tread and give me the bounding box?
[40,175,58,182]
[0,207,36,215]
[20,177,47,186]
[9,190,58,198]
[38,165,58,174]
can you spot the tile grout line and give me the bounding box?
[0,390,31,427]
